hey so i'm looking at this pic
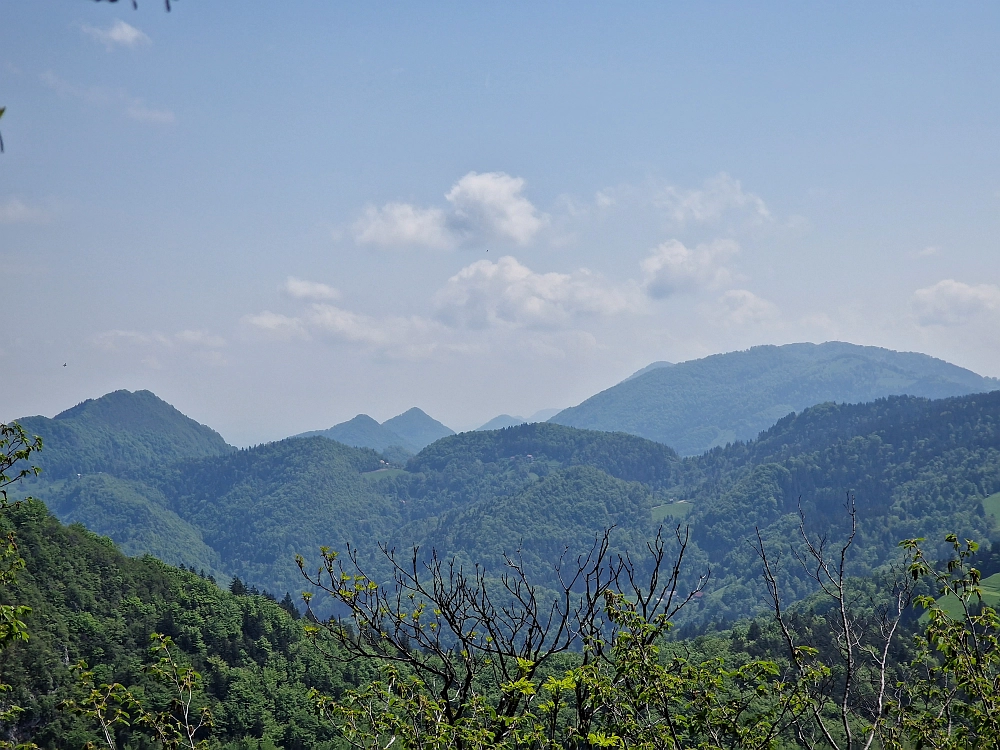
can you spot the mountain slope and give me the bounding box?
[550,342,999,455]
[16,389,233,478]
[152,437,399,598]
[41,473,225,576]
[381,407,454,451]
[0,499,350,749]
[297,413,415,452]
[476,414,527,431]
[672,391,1000,621]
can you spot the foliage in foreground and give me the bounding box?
[300,505,1000,749]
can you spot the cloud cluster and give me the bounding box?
[245,303,449,360]
[354,204,452,248]
[95,328,227,368]
[434,256,641,330]
[96,329,226,350]
[654,172,771,226]
[912,279,1000,326]
[246,256,641,358]
[641,239,739,298]
[353,172,546,249]
[81,20,151,50]
[283,277,340,301]
[715,289,780,326]
[247,171,788,359]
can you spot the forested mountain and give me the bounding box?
[381,407,455,449]
[476,414,527,431]
[0,499,354,750]
[296,413,415,452]
[475,408,563,431]
[623,360,674,381]
[15,376,1000,626]
[295,407,454,454]
[672,391,1000,620]
[549,341,1000,455]
[16,389,233,478]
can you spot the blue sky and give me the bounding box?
[3,2,1000,443]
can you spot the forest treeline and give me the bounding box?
[14,388,1000,625]
[3,404,1000,746]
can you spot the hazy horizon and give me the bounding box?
[4,3,1000,445]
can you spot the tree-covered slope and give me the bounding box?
[549,341,1000,455]
[381,407,454,450]
[0,499,356,749]
[16,389,233,479]
[17,385,1000,628]
[476,414,528,431]
[40,473,225,576]
[674,391,1000,621]
[150,437,400,599]
[419,465,657,578]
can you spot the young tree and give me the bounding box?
[298,527,819,749]
[754,496,919,749]
[0,422,41,750]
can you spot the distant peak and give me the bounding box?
[623,361,675,382]
[344,414,380,426]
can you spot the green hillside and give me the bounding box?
[144,437,398,599]
[674,391,1000,621]
[17,385,1000,627]
[549,341,1000,455]
[41,473,224,576]
[16,389,233,479]
[0,499,355,749]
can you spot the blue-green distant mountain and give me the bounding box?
[475,408,562,431]
[381,407,455,450]
[476,414,527,431]
[298,413,415,452]
[15,383,1000,626]
[549,342,1000,455]
[623,360,674,381]
[296,408,455,454]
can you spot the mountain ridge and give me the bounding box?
[550,341,999,455]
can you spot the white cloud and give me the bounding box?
[595,190,616,209]
[126,101,175,124]
[81,19,151,49]
[244,303,448,358]
[95,329,227,351]
[353,203,452,249]
[715,289,779,326]
[641,239,740,299]
[243,311,310,340]
[353,171,545,249]
[283,277,340,301]
[306,304,441,351]
[41,71,174,125]
[434,255,641,330]
[912,279,1000,326]
[654,173,770,225]
[445,172,546,244]
[0,198,47,224]
[94,330,165,351]
[917,246,939,257]
[174,330,226,348]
